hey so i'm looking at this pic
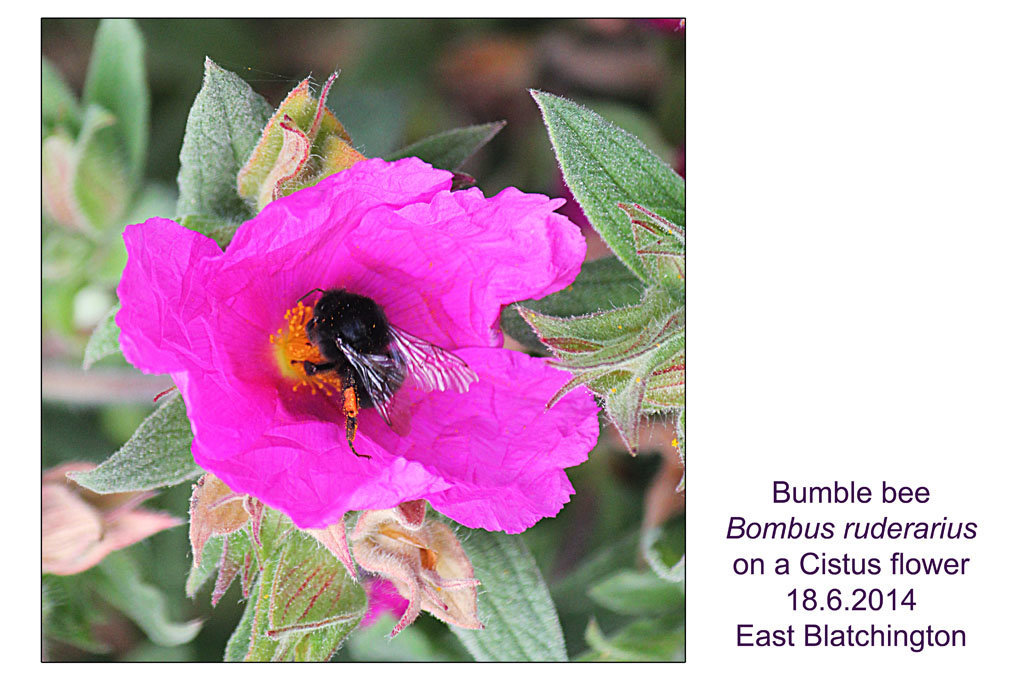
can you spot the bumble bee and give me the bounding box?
[295,288,478,458]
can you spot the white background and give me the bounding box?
[15,2,1024,679]
[688,1,1024,680]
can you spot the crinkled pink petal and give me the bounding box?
[360,348,599,533]
[116,218,223,375]
[116,158,597,533]
[177,346,595,530]
[213,157,585,350]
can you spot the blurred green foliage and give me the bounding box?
[42,18,684,662]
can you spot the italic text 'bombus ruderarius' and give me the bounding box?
[296,288,478,458]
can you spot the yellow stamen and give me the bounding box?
[269,302,342,396]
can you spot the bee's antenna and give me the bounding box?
[296,288,325,304]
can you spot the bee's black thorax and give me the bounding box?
[306,289,392,359]
[303,289,399,408]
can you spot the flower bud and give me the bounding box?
[188,472,254,565]
[350,503,482,636]
[43,462,180,575]
[237,73,366,211]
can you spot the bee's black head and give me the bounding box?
[306,289,391,356]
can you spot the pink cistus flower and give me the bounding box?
[117,157,598,533]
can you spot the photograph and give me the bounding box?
[41,17,686,662]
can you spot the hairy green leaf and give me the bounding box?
[268,534,365,639]
[224,594,256,661]
[247,562,284,661]
[82,303,121,369]
[244,533,366,661]
[83,19,149,183]
[644,345,684,409]
[619,202,685,300]
[587,101,677,166]
[176,58,274,223]
[519,287,684,451]
[69,395,201,493]
[92,552,202,647]
[252,507,295,567]
[501,257,644,353]
[385,121,506,171]
[185,535,222,599]
[212,530,256,606]
[521,282,676,350]
[532,90,685,281]
[452,527,567,662]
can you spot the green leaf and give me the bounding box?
[224,592,256,661]
[245,533,367,661]
[618,202,685,301]
[42,574,110,653]
[641,526,685,584]
[268,534,365,638]
[252,507,296,566]
[588,570,684,616]
[550,530,640,614]
[587,101,677,166]
[69,395,201,493]
[42,57,81,135]
[452,527,568,662]
[519,287,684,451]
[185,535,222,599]
[176,58,274,223]
[82,303,121,369]
[246,564,282,661]
[212,530,256,606]
[385,121,506,171]
[92,552,203,647]
[644,345,685,410]
[501,257,644,353]
[178,214,238,249]
[73,104,131,231]
[581,614,684,662]
[83,19,149,183]
[531,90,685,281]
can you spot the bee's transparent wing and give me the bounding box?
[388,327,479,395]
[335,340,403,425]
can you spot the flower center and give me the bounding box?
[269,302,342,396]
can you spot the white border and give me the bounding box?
[18,3,1024,679]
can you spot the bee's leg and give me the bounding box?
[291,360,334,376]
[341,375,371,459]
